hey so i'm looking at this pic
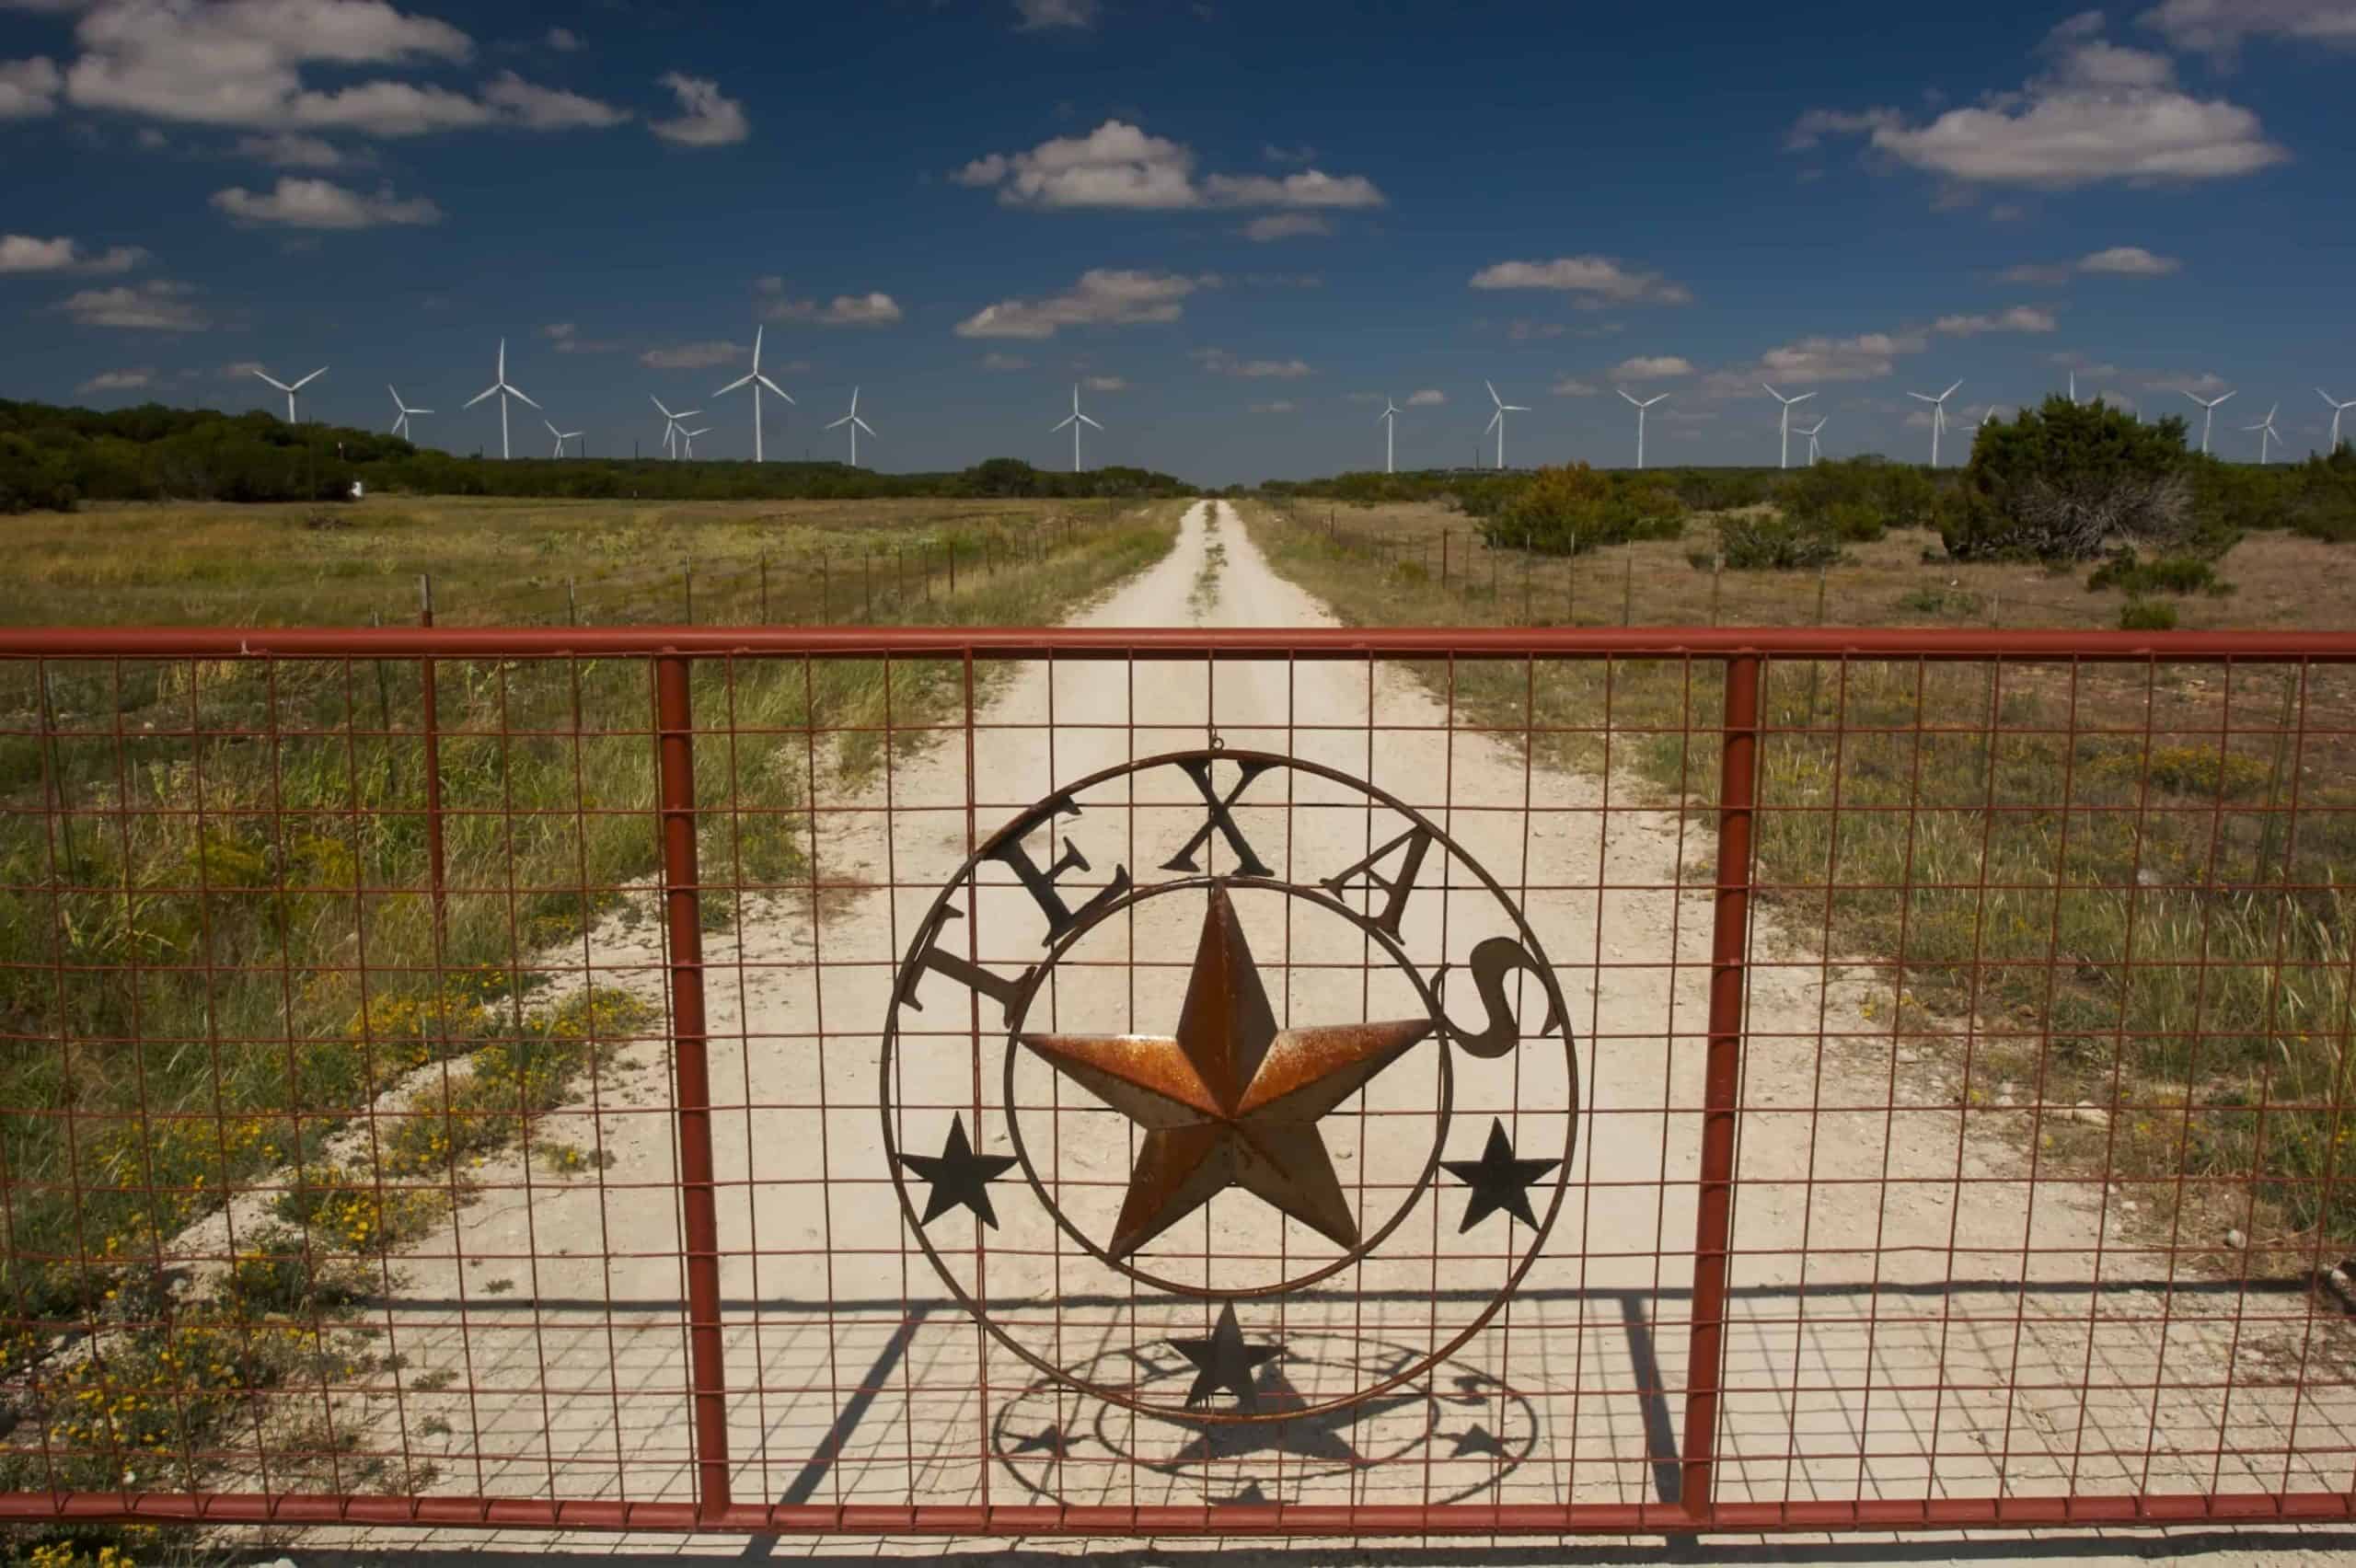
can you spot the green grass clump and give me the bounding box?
[2119,598,2179,631]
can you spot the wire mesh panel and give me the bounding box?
[0,626,2351,1538]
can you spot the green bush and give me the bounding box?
[2287,444,2356,542]
[1939,396,2200,560]
[2086,549,2235,596]
[2119,599,2179,631]
[1779,455,1937,541]
[1475,463,1686,556]
[1717,512,1845,571]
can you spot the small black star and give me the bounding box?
[1171,1302,1282,1412]
[1440,1118,1561,1232]
[1449,1422,1509,1459]
[896,1113,1019,1228]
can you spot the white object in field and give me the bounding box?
[1761,383,1817,470]
[1906,379,1962,467]
[462,339,539,460]
[387,385,432,440]
[1483,380,1528,470]
[350,479,364,499]
[1052,383,1104,472]
[2318,388,2354,454]
[1376,398,1401,474]
[681,425,710,459]
[826,386,877,467]
[1797,416,1825,467]
[1617,388,1669,469]
[544,419,583,458]
[2179,388,2234,455]
[651,395,700,460]
[2243,402,2281,465]
[713,324,794,462]
[253,363,325,422]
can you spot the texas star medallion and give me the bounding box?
[1017,883,1433,1259]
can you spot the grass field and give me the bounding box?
[1239,496,2356,1256]
[2,493,1133,629]
[0,494,1185,1477]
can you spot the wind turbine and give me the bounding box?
[650,395,699,460]
[1798,416,1826,467]
[2180,388,2235,455]
[825,386,875,467]
[681,426,710,460]
[2069,370,2077,406]
[2244,403,2281,465]
[1618,388,1669,469]
[1484,380,1528,469]
[2319,388,2354,454]
[544,420,583,458]
[712,325,792,462]
[1377,398,1401,474]
[387,385,431,440]
[1761,383,1816,469]
[1052,383,1103,472]
[462,339,537,460]
[1907,379,1962,467]
[253,363,325,422]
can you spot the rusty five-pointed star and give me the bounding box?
[1018,885,1433,1260]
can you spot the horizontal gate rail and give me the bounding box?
[3,622,2353,1540]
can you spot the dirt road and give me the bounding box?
[318,500,2350,1554]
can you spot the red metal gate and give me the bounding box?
[3,625,2353,1537]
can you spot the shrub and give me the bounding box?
[2119,599,2178,631]
[1893,583,1985,617]
[1939,396,2199,560]
[2287,444,2356,542]
[1716,512,1845,571]
[2085,550,2235,596]
[1475,463,1685,556]
[1779,455,1937,541]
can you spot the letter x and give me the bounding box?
[1159,755,1276,879]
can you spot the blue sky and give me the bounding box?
[3,0,2352,484]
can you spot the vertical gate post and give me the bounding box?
[416,574,446,940]
[1680,651,1761,1520]
[654,653,732,1519]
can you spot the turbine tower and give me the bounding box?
[1484,380,1528,470]
[1907,379,1962,467]
[253,363,325,422]
[651,395,699,460]
[1761,383,1816,469]
[2319,388,2355,454]
[1617,388,1669,469]
[387,386,431,440]
[1798,416,1826,467]
[2244,403,2281,465]
[681,426,710,460]
[544,420,583,458]
[1052,383,1103,472]
[2180,388,2235,455]
[1377,398,1401,474]
[712,325,792,462]
[462,339,537,460]
[825,386,876,467]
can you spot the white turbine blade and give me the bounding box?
[854,416,874,436]
[1790,391,1815,404]
[652,395,676,418]
[1907,392,1936,403]
[509,386,541,410]
[687,427,709,437]
[465,383,500,408]
[1761,382,1784,401]
[749,324,763,370]
[1486,380,1503,409]
[1484,409,1503,434]
[1619,388,1640,406]
[1052,413,1077,432]
[1503,403,1529,413]
[292,367,327,391]
[756,375,792,402]
[1941,379,1963,400]
[255,372,292,392]
[2214,390,2235,408]
[1079,413,1103,430]
[410,405,432,415]
[714,372,756,396]
[826,412,853,430]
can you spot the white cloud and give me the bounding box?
[236,132,358,167]
[1933,305,2058,335]
[1014,0,1098,28]
[649,73,747,146]
[1550,377,1600,397]
[953,268,1208,339]
[954,119,1385,211]
[541,321,621,353]
[57,279,208,331]
[1794,19,2287,186]
[2141,0,2356,59]
[2079,244,2180,275]
[1248,399,1298,414]
[1084,375,1126,392]
[1242,213,1332,242]
[481,70,628,131]
[762,290,904,328]
[2148,369,2232,396]
[77,367,155,394]
[980,352,1031,371]
[1469,256,1692,306]
[0,235,146,274]
[1404,388,1445,406]
[1751,329,1928,385]
[211,177,442,228]
[0,55,61,119]
[641,340,741,371]
[1613,354,1693,377]
[1195,347,1311,378]
[219,360,269,380]
[545,26,583,52]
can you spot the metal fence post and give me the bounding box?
[758,551,769,622]
[416,573,445,940]
[654,652,732,1520]
[1680,651,1762,1521]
